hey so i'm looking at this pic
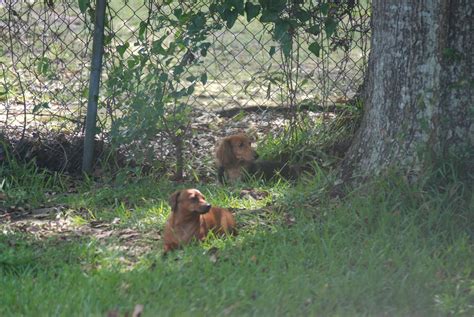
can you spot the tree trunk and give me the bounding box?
[342,0,473,179]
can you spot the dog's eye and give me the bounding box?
[239,143,244,147]
[191,196,199,202]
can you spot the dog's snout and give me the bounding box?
[198,203,212,214]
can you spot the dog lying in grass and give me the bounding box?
[163,188,237,253]
[215,133,299,183]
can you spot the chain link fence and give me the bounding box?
[0,0,371,175]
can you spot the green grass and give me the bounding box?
[0,154,66,208]
[1,163,472,316]
[255,101,363,166]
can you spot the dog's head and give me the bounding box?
[215,134,258,167]
[168,189,212,215]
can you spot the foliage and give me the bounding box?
[102,2,221,176]
[212,0,358,57]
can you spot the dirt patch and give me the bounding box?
[1,206,162,266]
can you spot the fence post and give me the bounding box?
[82,0,107,174]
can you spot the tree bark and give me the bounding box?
[342,0,473,179]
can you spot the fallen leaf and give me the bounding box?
[90,221,110,228]
[118,228,140,240]
[239,189,269,200]
[111,217,121,225]
[95,230,114,239]
[222,303,238,316]
[31,207,56,219]
[284,214,296,227]
[106,310,119,317]
[132,304,144,317]
[209,253,218,263]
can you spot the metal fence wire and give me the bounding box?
[0,0,371,174]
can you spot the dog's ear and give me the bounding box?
[168,190,181,212]
[215,138,234,167]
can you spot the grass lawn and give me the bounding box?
[1,162,472,316]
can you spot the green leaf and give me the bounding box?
[171,87,187,99]
[78,0,90,13]
[190,13,206,32]
[173,8,182,18]
[32,102,49,113]
[269,46,276,57]
[173,65,184,76]
[104,14,110,29]
[260,10,279,23]
[159,73,168,82]
[81,87,88,98]
[222,9,238,29]
[167,42,176,55]
[325,17,338,38]
[103,34,113,46]
[273,19,290,41]
[308,42,321,57]
[228,0,245,14]
[263,0,286,13]
[127,58,139,69]
[280,33,292,58]
[245,2,261,22]
[307,25,320,35]
[209,3,223,15]
[138,22,148,41]
[37,57,51,75]
[200,42,211,57]
[116,42,129,58]
[151,39,167,55]
[187,85,195,95]
[186,75,197,82]
[87,7,95,23]
[295,9,310,23]
[320,3,329,15]
[232,110,246,121]
[200,73,208,85]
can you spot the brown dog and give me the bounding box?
[215,133,258,183]
[215,133,299,183]
[163,189,237,253]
